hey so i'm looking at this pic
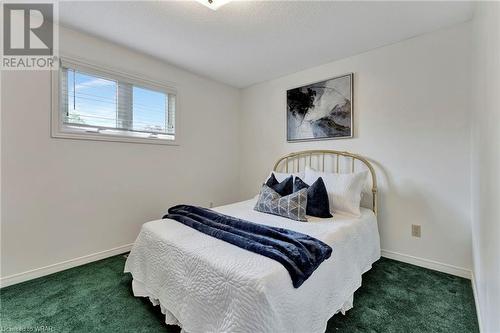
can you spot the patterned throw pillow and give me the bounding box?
[254,185,308,222]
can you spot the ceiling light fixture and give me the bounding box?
[195,0,232,10]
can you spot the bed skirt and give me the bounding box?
[130,275,360,333]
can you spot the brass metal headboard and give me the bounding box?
[273,150,378,215]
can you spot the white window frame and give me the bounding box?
[51,56,179,145]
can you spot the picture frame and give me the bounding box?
[286,73,353,142]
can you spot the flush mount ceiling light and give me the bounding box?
[194,0,232,10]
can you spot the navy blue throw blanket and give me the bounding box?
[163,205,332,288]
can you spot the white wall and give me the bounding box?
[1,27,240,279]
[471,2,500,332]
[239,23,473,273]
[3,18,490,313]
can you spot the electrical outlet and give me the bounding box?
[209,202,214,208]
[412,224,421,238]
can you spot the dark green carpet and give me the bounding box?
[1,256,478,333]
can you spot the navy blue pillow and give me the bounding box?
[293,177,333,218]
[265,174,294,196]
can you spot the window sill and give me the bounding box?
[51,129,179,146]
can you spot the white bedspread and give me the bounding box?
[124,198,380,333]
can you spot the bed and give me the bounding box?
[124,150,381,333]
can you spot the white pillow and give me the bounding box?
[267,171,305,183]
[304,166,368,217]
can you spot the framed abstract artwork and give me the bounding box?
[287,73,353,141]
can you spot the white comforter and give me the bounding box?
[124,198,380,333]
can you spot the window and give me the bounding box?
[52,58,177,144]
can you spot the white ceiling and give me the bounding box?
[59,1,474,88]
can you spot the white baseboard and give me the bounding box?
[381,249,472,279]
[0,243,133,288]
[0,247,473,284]
[471,272,484,333]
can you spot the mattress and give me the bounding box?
[124,198,381,333]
